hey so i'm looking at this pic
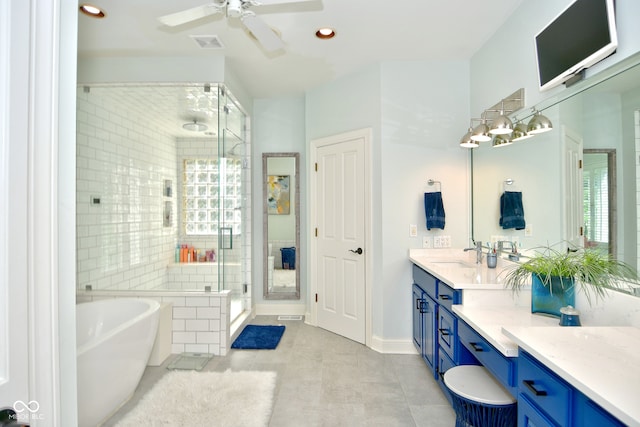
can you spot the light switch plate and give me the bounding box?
[422,236,431,248]
[525,224,533,237]
[409,224,418,237]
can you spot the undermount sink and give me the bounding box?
[428,260,477,269]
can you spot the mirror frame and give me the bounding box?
[263,152,300,300]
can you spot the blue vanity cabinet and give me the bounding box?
[458,319,517,396]
[518,350,625,427]
[412,264,473,384]
[412,282,437,377]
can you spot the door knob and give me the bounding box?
[349,248,363,255]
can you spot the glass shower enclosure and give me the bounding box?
[75,83,251,324]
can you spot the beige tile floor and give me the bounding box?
[103,316,456,426]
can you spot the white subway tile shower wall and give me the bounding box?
[76,87,178,291]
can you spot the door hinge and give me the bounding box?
[315,162,318,172]
[578,159,583,169]
[315,228,318,237]
[580,226,584,236]
[315,293,318,303]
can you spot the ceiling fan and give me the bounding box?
[158,0,314,52]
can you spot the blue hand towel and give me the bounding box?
[424,192,445,230]
[500,191,525,230]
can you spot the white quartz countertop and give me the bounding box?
[409,248,518,289]
[503,326,640,426]
[452,305,558,356]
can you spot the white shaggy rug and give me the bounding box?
[115,370,276,427]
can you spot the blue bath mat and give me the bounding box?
[231,325,285,350]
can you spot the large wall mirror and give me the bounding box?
[263,152,300,300]
[472,52,640,296]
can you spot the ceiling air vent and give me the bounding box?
[190,35,225,49]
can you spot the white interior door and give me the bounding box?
[563,126,584,249]
[314,132,367,344]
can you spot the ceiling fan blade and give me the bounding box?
[241,13,285,52]
[252,0,316,4]
[158,3,223,27]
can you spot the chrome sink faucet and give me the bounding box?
[464,241,484,264]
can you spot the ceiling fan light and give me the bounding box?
[527,111,553,134]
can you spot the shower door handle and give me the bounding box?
[349,248,363,255]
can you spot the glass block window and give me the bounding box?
[183,158,242,236]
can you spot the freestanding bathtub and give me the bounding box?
[76,298,160,427]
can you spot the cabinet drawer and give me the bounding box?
[435,282,460,312]
[438,348,455,381]
[457,320,516,389]
[413,265,436,297]
[518,394,556,427]
[437,307,456,360]
[519,351,571,426]
[574,393,624,427]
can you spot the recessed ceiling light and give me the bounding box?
[315,27,336,39]
[79,4,106,18]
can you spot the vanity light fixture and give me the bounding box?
[79,3,106,18]
[182,120,208,132]
[492,134,513,148]
[471,115,492,142]
[511,120,534,142]
[489,100,514,135]
[459,127,479,148]
[315,27,336,39]
[527,110,553,134]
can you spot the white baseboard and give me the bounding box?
[370,335,418,354]
[254,303,306,316]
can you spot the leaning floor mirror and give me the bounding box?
[263,152,300,300]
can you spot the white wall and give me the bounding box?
[380,61,471,340]
[470,0,640,114]
[252,96,306,307]
[304,61,470,344]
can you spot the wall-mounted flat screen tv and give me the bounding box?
[535,0,617,92]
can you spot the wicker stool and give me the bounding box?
[443,365,517,427]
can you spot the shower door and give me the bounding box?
[218,86,249,323]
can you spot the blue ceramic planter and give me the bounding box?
[531,274,575,317]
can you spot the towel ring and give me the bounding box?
[503,179,518,191]
[428,179,442,192]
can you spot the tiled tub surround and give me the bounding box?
[77,291,236,356]
[410,248,640,425]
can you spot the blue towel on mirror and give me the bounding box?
[500,191,525,230]
[424,192,445,230]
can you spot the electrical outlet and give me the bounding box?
[524,224,533,237]
[409,224,418,237]
[433,236,442,248]
[422,236,431,248]
[442,235,451,248]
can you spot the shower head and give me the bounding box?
[224,142,246,158]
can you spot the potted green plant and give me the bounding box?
[502,245,639,317]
